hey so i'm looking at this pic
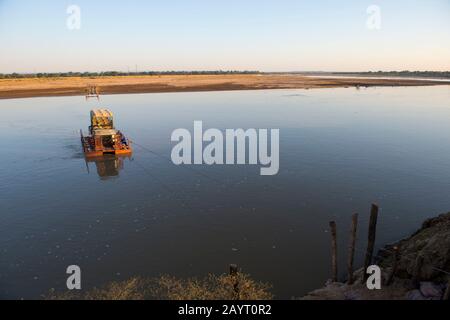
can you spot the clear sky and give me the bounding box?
[0,0,449,73]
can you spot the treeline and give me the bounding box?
[334,71,450,79]
[0,70,261,79]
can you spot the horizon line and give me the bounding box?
[1,70,449,76]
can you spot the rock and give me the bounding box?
[379,212,450,281]
[419,282,444,298]
[405,289,427,300]
[302,212,450,300]
[325,279,333,286]
[344,291,361,300]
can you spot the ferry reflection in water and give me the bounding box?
[85,155,131,179]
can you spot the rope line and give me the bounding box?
[132,141,450,277]
[128,156,201,214]
[132,141,224,186]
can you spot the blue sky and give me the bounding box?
[0,0,449,73]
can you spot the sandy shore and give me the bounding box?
[0,74,447,99]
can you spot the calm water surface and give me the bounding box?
[0,86,450,299]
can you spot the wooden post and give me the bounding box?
[443,279,450,300]
[363,204,379,282]
[229,264,238,276]
[412,255,424,288]
[385,246,399,286]
[229,264,239,300]
[329,221,338,282]
[347,213,358,285]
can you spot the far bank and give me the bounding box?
[0,74,448,99]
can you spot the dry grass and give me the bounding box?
[45,273,273,300]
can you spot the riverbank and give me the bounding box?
[0,74,447,99]
[302,212,450,300]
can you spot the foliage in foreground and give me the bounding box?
[45,273,273,300]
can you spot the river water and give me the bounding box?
[0,86,449,299]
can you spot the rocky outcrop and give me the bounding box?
[378,212,450,282]
[302,212,450,300]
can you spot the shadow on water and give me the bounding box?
[85,155,131,180]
